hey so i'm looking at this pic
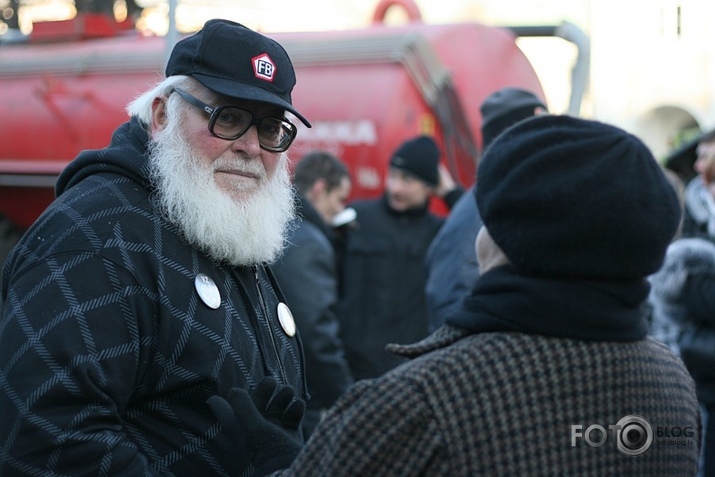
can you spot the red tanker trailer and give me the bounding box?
[0,0,586,263]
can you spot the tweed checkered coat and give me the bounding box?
[0,118,307,475]
[275,325,701,476]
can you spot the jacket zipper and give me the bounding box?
[253,265,287,383]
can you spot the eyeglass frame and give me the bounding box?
[171,88,298,153]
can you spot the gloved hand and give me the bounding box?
[207,377,305,476]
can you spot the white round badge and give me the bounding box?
[195,273,221,309]
[277,302,296,337]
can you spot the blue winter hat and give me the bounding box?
[475,115,682,280]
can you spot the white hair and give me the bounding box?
[126,75,190,124]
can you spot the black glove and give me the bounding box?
[207,377,305,476]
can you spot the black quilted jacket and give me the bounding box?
[0,117,307,476]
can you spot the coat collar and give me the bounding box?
[386,324,472,358]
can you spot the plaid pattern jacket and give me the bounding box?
[275,326,701,477]
[0,119,306,476]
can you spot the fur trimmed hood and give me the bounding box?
[649,237,715,326]
[684,177,715,237]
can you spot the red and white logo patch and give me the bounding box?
[252,53,276,83]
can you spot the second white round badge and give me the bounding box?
[277,302,296,337]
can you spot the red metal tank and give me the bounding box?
[0,16,167,229]
[0,0,544,248]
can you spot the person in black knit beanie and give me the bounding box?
[211,115,702,477]
[334,134,463,381]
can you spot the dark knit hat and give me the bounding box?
[475,115,682,280]
[390,135,440,186]
[166,19,310,127]
[481,87,546,150]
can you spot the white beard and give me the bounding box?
[147,119,295,266]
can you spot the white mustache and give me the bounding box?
[212,157,266,178]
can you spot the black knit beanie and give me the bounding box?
[475,115,682,280]
[481,88,546,151]
[390,135,440,186]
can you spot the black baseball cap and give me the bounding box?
[166,19,311,127]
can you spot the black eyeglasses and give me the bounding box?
[172,88,297,153]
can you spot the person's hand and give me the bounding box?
[436,163,458,197]
[207,377,305,476]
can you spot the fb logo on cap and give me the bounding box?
[252,53,276,82]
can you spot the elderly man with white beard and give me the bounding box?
[0,19,310,476]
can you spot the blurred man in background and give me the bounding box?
[424,87,547,331]
[272,151,354,438]
[338,135,462,380]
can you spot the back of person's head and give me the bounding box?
[475,114,682,280]
[480,87,547,151]
[293,151,350,194]
[389,135,441,187]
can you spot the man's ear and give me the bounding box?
[307,178,328,199]
[150,96,169,136]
